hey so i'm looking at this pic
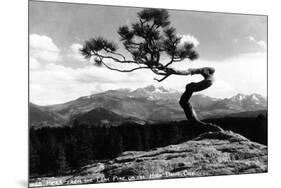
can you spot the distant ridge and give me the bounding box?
[30,85,267,128]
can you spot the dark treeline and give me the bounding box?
[205,113,267,145]
[30,121,201,177]
[30,114,267,177]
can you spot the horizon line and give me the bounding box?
[30,85,267,106]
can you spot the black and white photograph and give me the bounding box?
[28,1,268,187]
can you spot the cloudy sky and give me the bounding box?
[29,1,267,105]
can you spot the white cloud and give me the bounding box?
[30,57,40,70]
[68,43,86,62]
[161,52,267,98]
[70,43,82,52]
[30,43,267,105]
[248,36,255,42]
[30,63,154,105]
[200,52,267,97]
[178,34,200,47]
[247,35,267,50]
[30,34,60,62]
[30,34,59,52]
[256,40,267,49]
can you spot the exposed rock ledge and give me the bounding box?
[29,131,268,187]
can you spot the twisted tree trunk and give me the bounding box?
[175,67,223,132]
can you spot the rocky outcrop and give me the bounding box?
[29,130,267,187]
[63,130,267,185]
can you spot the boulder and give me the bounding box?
[67,130,267,184]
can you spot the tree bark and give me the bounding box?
[177,67,223,132]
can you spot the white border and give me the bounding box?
[1,0,280,188]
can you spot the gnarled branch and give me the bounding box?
[154,74,171,82]
[81,8,199,81]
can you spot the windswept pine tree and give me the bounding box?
[80,8,221,130]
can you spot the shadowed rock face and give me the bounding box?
[59,131,267,185]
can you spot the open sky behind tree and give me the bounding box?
[29,1,267,105]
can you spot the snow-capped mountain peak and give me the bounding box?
[142,85,169,93]
[231,93,246,101]
[130,85,180,100]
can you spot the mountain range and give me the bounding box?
[29,85,267,128]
